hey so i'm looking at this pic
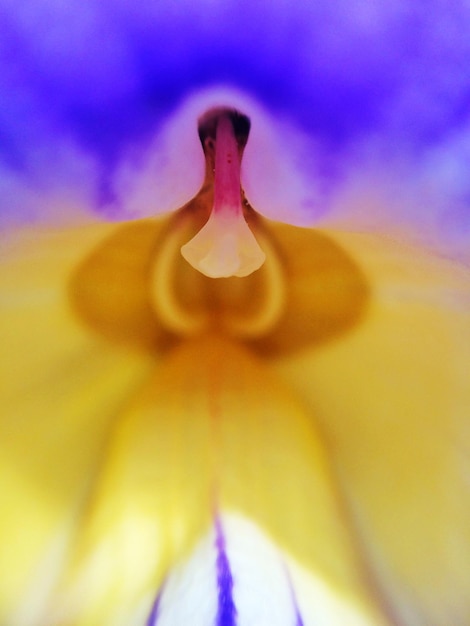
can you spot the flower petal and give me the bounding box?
[57,334,386,624]
[0,223,155,622]
[273,231,470,624]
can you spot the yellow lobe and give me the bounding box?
[181,211,266,278]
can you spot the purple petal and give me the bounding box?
[0,0,469,247]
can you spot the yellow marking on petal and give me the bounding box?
[274,231,470,623]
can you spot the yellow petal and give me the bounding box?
[273,230,470,624]
[0,223,155,621]
[57,335,385,625]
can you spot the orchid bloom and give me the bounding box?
[1,3,470,626]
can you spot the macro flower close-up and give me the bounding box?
[1,2,470,625]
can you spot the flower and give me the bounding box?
[1,3,470,626]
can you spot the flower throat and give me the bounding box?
[181,111,266,279]
[148,108,287,339]
[69,108,369,355]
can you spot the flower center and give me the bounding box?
[150,200,285,339]
[147,109,286,339]
[181,114,265,278]
[69,108,369,355]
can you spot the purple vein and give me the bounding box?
[146,584,163,626]
[214,517,237,626]
[283,562,305,626]
[294,603,305,626]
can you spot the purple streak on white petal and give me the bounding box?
[214,517,237,626]
[222,515,304,625]
[146,586,163,626]
[295,608,305,626]
[141,514,381,626]
[283,565,305,626]
[292,586,305,626]
[223,514,382,626]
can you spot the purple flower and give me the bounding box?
[0,3,469,626]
